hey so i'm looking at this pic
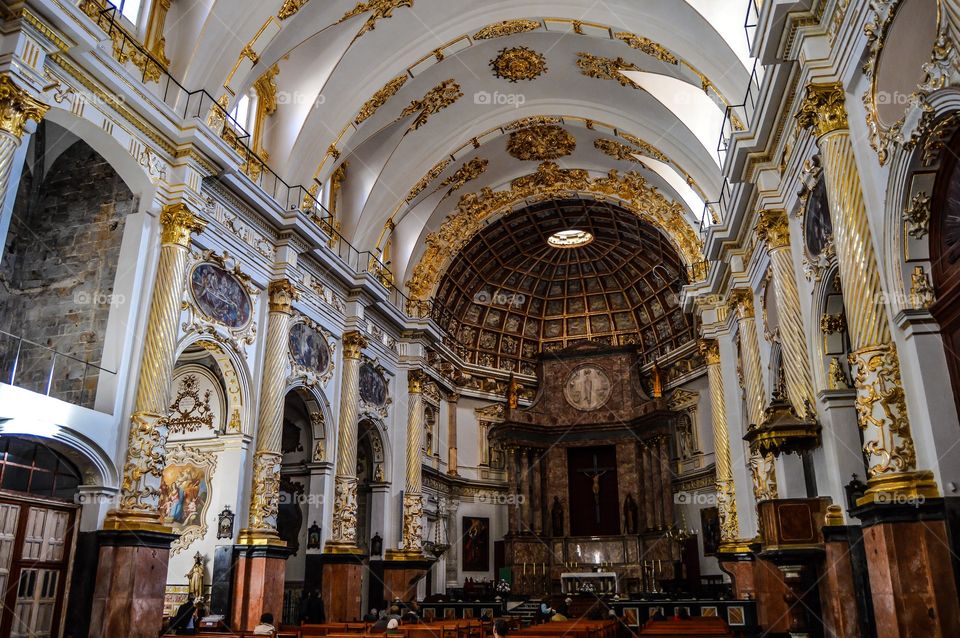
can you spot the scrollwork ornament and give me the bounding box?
[331,475,359,543]
[401,492,424,551]
[850,343,917,477]
[473,20,541,40]
[489,46,547,82]
[248,451,282,531]
[903,191,932,239]
[117,411,166,512]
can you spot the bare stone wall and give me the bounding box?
[0,137,136,406]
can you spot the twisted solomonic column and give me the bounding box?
[238,279,297,546]
[106,204,205,532]
[700,340,745,552]
[325,330,368,553]
[0,75,48,206]
[731,290,779,502]
[755,209,817,414]
[797,83,938,503]
[447,393,459,476]
[395,369,426,557]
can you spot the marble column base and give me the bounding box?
[321,552,366,622]
[381,556,432,602]
[819,526,867,638]
[856,500,960,638]
[87,529,175,638]
[719,553,791,634]
[231,545,290,631]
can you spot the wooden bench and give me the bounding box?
[638,617,732,637]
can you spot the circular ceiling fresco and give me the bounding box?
[433,198,694,375]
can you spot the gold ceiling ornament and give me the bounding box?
[0,75,49,139]
[473,19,542,40]
[507,125,576,160]
[338,0,413,38]
[594,137,646,162]
[400,79,463,130]
[439,157,488,192]
[355,73,408,125]
[406,161,701,299]
[504,115,563,130]
[405,157,452,202]
[796,82,849,138]
[277,0,309,19]
[489,46,547,82]
[619,133,670,162]
[613,31,678,65]
[576,52,641,88]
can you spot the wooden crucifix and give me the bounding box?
[577,452,616,524]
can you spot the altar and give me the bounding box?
[561,571,619,595]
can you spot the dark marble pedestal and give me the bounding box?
[321,551,366,622]
[231,544,290,631]
[87,529,175,638]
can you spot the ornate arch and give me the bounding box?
[405,161,704,301]
[285,384,334,462]
[176,334,252,436]
[357,416,391,483]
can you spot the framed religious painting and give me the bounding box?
[159,445,217,553]
[289,316,335,384]
[189,261,253,329]
[700,507,720,556]
[462,516,490,571]
[359,360,389,416]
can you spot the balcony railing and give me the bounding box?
[745,0,762,52]
[716,58,762,167]
[0,330,117,411]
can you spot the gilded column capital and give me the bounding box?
[0,75,49,139]
[755,209,791,249]
[267,278,298,314]
[408,369,425,394]
[796,82,849,138]
[159,203,206,246]
[448,392,461,403]
[699,338,721,365]
[341,330,368,359]
[729,289,755,319]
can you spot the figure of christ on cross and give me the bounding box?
[577,452,616,524]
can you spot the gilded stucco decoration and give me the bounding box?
[182,250,260,354]
[0,75,49,138]
[400,79,462,130]
[490,46,547,82]
[862,0,960,164]
[613,32,678,64]
[903,190,931,238]
[507,125,575,160]
[406,161,701,301]
[473,19,542,39]
[339,0,414,38]
[406,157,452,202]
[594,137,650,162]
[439,157,488,193]
[278,0,310,19]
[355,74,408,125]
[576,52,641,88]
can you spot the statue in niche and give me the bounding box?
[187,552,205,601]
[551,496,564,536]
[676,413,695,459]
[623,494,639,535]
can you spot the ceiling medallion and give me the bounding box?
[490,46,547,82]
[507,125,576,160]
[547,229,594,248]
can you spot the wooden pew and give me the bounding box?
[638,617,732,638]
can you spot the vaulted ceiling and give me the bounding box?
[162,0,749,370]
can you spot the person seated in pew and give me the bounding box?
[550,604,569,622]
[386,619,403,635]
[252,612,277,636]
[387,605,403,621]
[364,608,380,622]
[493,619,508,638]
[403,601,421,623]
[371,610,391,633]
[538,595,553,622]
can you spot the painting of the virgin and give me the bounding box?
[159,463,210,533]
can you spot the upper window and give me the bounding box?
[231,93,253,133]
[0,438,81,501]
[116,0,144,24]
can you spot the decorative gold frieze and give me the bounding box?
[796,82,849,138]
[613,32,678,64]
[507,125,575,160]
[339,0,413,38]
[439,157,487,192]
[406,157,452,202]
[504,116,563,130]
[0,75,49,138]
[247,452,282,532]
[473,19,541,40]
[400,79,462,130]
[489,46,547,82]
[620,133,670,162]
[355,74,408,125]
[576,52,640,88]
[406,161,701,299]
[828,357,849,390]
[278,0,309,19]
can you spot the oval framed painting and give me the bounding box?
[189,263,252,329]
[359,362,388,407]
[289,321,331,374]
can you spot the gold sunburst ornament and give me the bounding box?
[490,46,547,82]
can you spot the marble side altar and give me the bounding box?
[561,571,618,594]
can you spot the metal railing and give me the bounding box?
[716,58,762,167]
[745,0,762,52]
[0,329,117,410]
